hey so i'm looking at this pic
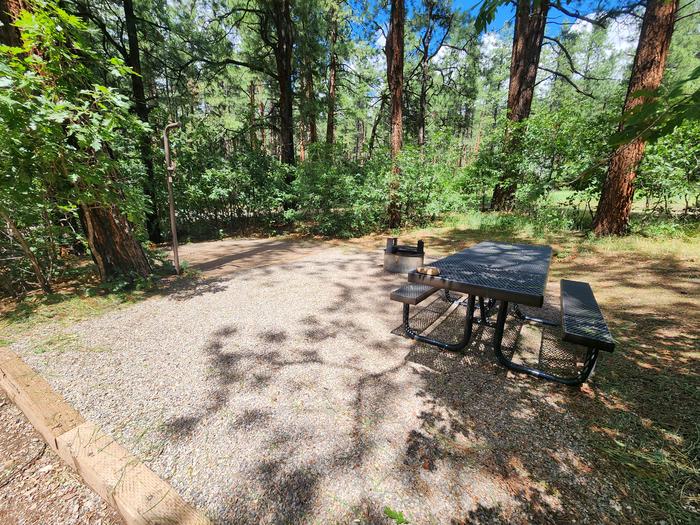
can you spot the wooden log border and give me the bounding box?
[0,347,211,525]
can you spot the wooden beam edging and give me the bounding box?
[0,347,211,525]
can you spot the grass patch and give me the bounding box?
[376,209,699,521]
[0,292,138,346]
[31,332,109,355]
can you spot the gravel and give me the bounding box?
[13,245,626,524]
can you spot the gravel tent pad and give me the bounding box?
[14,246,624,524]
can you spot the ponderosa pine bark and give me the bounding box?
[267,0,295,165]
[368,93,386,159]
[0,0,23,47]
[386,0,405,228]
[123,0,162,243]
[355,119,365,162]
[305,65,318,144]
[490,0,549,211]
[79,203,150,281]
[249,81,258,149]
[593,0,679,236]
[326,7,338,144]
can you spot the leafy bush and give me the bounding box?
[638,120,700,214]
[0,1,147,296]
[171,121,291,238]
[291,144,389,237]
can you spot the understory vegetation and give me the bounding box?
[1,0,699,298]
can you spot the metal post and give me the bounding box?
[163,122,181,274]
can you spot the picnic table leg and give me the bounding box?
[492,300,599,386]
[511,303,558,327]
[403,294,476,352]
[443,292,495,327]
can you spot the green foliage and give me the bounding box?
[637,120,700,214]
[2,0,698,297]
[612,2,700,148]
[0,0,148,296]
[290,144,389,237]
[172,120,291,238]
[397,139,471,220]
[612,66,700,146]
[383,506,409,524]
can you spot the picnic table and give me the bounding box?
[391,241,615,385]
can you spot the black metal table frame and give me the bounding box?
[404,242,598,386]
[403,295,598,386]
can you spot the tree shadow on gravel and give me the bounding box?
[399,249,700,523]
[147,247,695,522]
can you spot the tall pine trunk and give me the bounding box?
[123,0,161,243]
[355,119,365,162]
[368,93,386,159]
[417,0,435,148]
[326,8,338,145]
[249,81,258,149]
[386,0,405,228]
[593,0,678,236]
[305,65,318,144]
[490,0,549,211]
[270,0,295,165]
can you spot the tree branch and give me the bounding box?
[676,9,700,22]
[543,36,609,81]
[538,66,596,99]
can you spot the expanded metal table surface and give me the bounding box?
[407,241,552,307]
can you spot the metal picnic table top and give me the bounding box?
[407,241,553,307]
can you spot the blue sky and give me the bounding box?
[453,1,634,33]
[354,0,639,53]
[457,0,515,31]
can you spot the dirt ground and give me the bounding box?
[0,392,121,525]
[176,236,325,278]
[2,232,698,524]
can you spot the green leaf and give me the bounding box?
[383,507,409,524]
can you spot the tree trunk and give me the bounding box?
[305,65,317,144]
[326,9,338,145]
[270,0,295,165]
[417,1,435,148]
[490,0,549,211]
[355,119,365,162]
[0,0,23,47]
[593,0,678,236]
[259,100,266,151]
[386,0,405,228]
[123,0,162,243]
[79,204,151,281]
[249,81,258,149]
[368,94,386,159]
[0,209,52,294]
[299,120,306,161]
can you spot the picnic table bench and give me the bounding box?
[390,241,614,386]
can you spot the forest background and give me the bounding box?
[1,0,698,295]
